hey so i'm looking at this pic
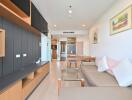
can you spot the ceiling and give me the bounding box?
[32,0,117,31]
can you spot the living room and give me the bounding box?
[0,0,132,100]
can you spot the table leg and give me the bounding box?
[70,62,71,68]
[81,79,85,87]
[76,62,77,68]
[58,78,61,96]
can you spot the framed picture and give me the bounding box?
[93,32,98,44]
[110,5,132,35]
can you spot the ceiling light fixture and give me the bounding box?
[68,5,73,14]
[82,24,86,27]
[54,25,57,27]
[68,10,72,14]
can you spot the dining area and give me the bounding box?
[66,55,96,69]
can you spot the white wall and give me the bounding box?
[89,0,132,60]
[76,36,89,56]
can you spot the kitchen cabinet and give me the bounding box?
[31,3,48,35]
[10,0,30,16]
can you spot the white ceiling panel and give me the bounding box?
[32,0,117,31]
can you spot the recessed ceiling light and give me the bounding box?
[68,10,72,14]
[82,24,86,27]
[54,25,57,27]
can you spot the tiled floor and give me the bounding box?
[28,60,83,100]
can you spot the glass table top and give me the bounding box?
[61,68,83,81]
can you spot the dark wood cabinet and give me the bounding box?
[10,0,30,16]
[21,30,29,67]
[0,17,41,77]
[31,3,48,35]
[0,58,2,77]
[31,3,41,32]
[13,25,22,71]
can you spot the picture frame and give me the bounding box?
[110,5,132,35]
[93,31,98,44]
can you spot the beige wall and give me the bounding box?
[76,36,89,56]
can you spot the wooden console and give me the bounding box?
[0,81,22,100]
[0,63,49,100]
[22,63,49,99]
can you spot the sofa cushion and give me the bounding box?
[81,65,97,73]
[86,71,118,86]
[81,65,118,86]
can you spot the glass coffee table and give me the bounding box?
[58,68,84,95]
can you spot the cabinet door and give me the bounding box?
[36,36,41,62]
[32,35,41,62]
[2,18,14,75]
[34,36,39,62]
[13,26,22,71]
[27,32,33,64]
[0,58,2,77]
[10,0,30,16]
[21,30,29,67]
[32,34,36,63]
[31,3,42,32]
[38,36,41,59]
[0,17,2,28]
[0,17,3,77]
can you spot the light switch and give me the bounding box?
[23,53,27,57]
[16,54,21,58]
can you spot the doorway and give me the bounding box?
[60,41,66,61]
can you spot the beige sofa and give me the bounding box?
[80,62,118,86]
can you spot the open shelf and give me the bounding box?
[34,71,40,77]
[0,2,41,36]
[22,63,50,99]
[0,29,5,57]
[22,78,32,88]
